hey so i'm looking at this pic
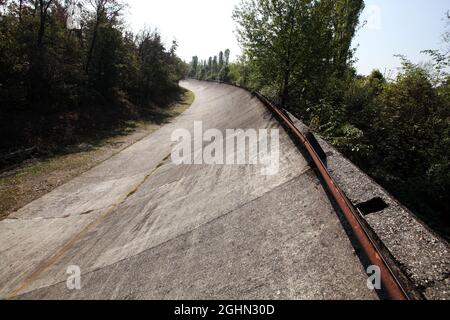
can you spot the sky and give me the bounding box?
[355,0,449,75]
[125,0,241,62]
[124,0,450,75]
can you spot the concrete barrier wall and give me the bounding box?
[285,111,450,300]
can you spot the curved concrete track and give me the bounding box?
[0,80,377,299]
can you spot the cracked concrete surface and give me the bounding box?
[1,80,378,299]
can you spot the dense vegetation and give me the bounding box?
[189,0,450,239]
[0,0,188,159]
[188,49,232,82]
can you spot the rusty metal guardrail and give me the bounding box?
[255,91,411,300]
[196,78,415,300]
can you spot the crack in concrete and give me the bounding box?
[4,209,103,222]
[6,153,172,299]
[12,167,314,299]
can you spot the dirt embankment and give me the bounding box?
[0,90,195,220]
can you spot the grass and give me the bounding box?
[0,89,195,220]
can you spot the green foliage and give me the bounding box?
[306,60,450,237]
[0,0,187,154]
[189,56,199,78]
[188,48,233,82]
[232,0,364,109]
[217,1,449,238]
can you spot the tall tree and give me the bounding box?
[212,55,218,78]
[85,0,124,73]
[233,0,311,107]
[224,48,230,65]
[36,0,55,48]
[207,56,212,77]
[329,0,365,76]
[189,56,198,78]
[233,0,364,108]
[218,51,224,71]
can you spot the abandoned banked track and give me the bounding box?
[1,79,423,300]
[207,80,417,300]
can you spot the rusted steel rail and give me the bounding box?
[198,79,414,299]
[252,91,411,300]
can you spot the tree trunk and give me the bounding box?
[280,68,290,108]
[19,0,23,21]
[37,13,46,48]
[85,16,101,73]
[37,0,52,48]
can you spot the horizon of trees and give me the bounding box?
[188,48,231,82]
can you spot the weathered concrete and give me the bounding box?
[287,112,450,300]
[1,80,379,299]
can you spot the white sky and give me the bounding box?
[125,0,242,63]
[124,0,449,75]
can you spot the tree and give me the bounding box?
[36,0,55,48]
[212,55,218,79]
[199,60,206,79]
[85,0,124,73]
[233,0,364,109]
[233,0,313,107]
[189,56,198,78]
[329,0,365,76]
[131,28,186,106]
[218,49,231,81]
[218,51,224,71]
[207,56,212,78]
[0,0,186,155]
[224,48,230,65]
